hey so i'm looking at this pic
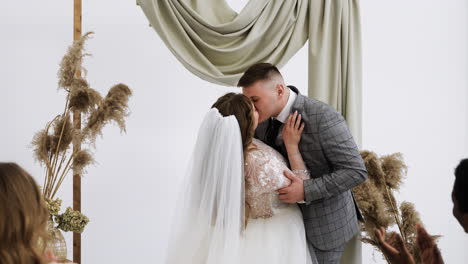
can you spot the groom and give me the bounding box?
[239,63,368,263]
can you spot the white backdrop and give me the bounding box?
[1,0,467,263]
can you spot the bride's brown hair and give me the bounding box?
[0,163,50,264]
[212,93,257,225]
[211,93,256,153]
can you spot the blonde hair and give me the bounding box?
[0,163,50,264]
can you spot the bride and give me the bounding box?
[165,93,317,264]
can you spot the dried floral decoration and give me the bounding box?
[31,32,132,233]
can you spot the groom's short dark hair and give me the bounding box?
[454,159,468,213]
[237,63,282,87]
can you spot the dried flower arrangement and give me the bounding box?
[353,151,440,263]
[31,32,132,233]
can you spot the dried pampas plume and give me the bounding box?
[353,180,394,231]
[400,202,422,242]
[52,114,74,153]
[381,153,407,189]
[361,150,386,188]
[68,77,102,113]
[72,149,95,175]
[82,83,132,143]
[58,32,93,90]
[32,129,53,165]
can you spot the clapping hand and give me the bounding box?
[375,225,444,264]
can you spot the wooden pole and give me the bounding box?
[73,0,82,263]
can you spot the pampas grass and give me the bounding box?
[32,128,53,164]
[58,32,92,89]
[72,149,94,176]
[31,32,132,233]
[52,115,73,152]
[68,77,102,113]
[353,151,437,263]
[381,153,407,189]
[81,83,132,143]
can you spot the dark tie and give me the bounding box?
[265,118,283,153]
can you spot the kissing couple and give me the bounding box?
[165,63,368,264]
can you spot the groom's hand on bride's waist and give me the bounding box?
[278,170,305,204]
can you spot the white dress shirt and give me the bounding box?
[274,87,297,123]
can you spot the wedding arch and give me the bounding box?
[137,0,363,145]
[68,1,363,262]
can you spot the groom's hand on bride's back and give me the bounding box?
[278,170,305,203]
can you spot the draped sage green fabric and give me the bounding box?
[138,0,362,146]
[308,0,362,147]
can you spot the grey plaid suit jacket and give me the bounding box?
[255,86,367,251]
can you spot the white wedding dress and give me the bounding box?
[241,138,316,264]
[164,109,316,264]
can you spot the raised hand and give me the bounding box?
[375,227,415,264]
[282,111,305,149]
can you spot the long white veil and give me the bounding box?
[165,108,245,264]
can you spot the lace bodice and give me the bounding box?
[244,139,310,219]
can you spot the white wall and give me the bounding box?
[0,0,466,263]
[361,1,468,263]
